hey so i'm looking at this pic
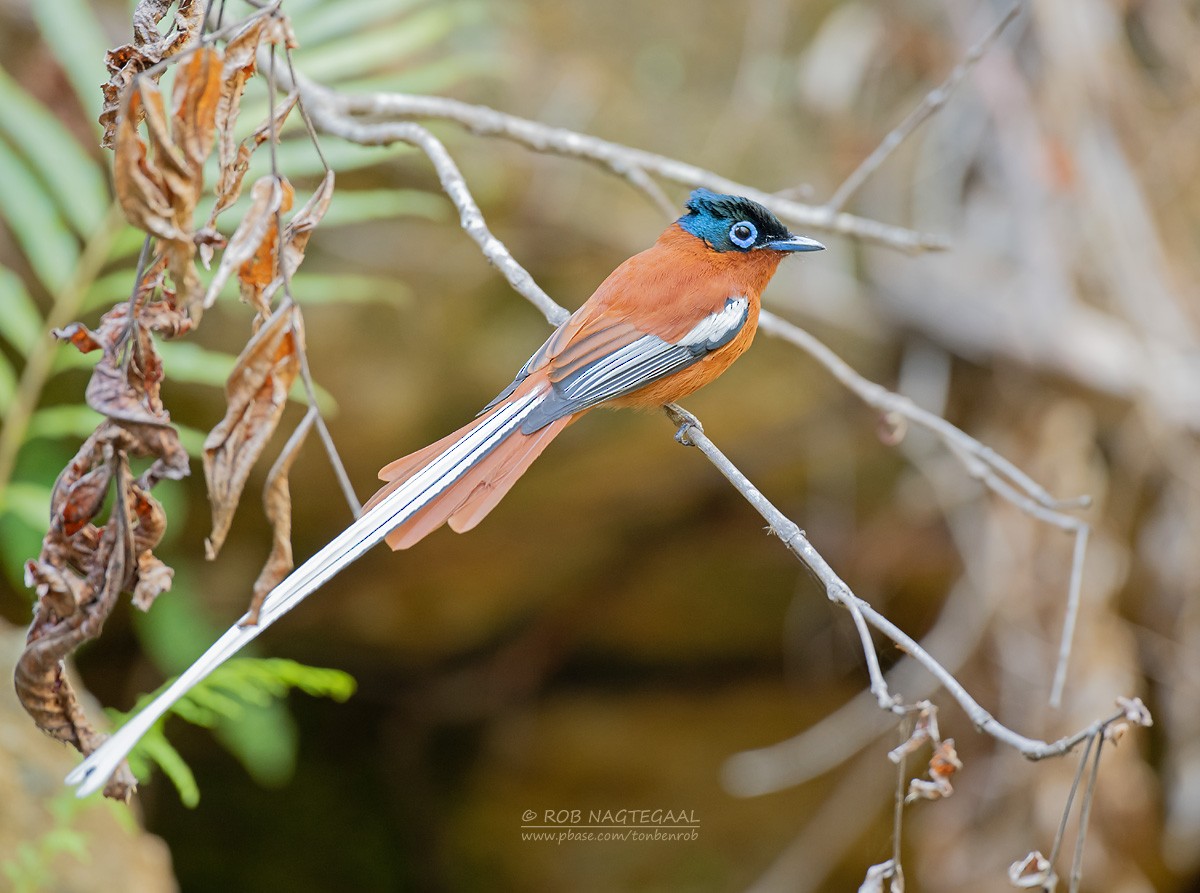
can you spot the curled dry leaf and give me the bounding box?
[904,738,962,803]
[18,273,193,798]
[888,701,939,763]
[132,550,174,611]
[257,170,336,307]
[18,460,141,800]
[99,0,205,148]
[245,409,316,624]
[51,322,105,354]
[1007,851,1056,889]
[1116,695,1152,727]
[203,175,294,312]
[113,46,222,316]
[857,860,902,893]
[203,301,303,559]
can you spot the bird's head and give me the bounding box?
[678,189,825,255]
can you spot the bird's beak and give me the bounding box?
[764,234,825,252]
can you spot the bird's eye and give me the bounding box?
[729,221,757,248]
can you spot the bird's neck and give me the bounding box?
[657,224,786,295]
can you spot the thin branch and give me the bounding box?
[890,726,908,891]
[1069,734,1105,893]
[265,33,360,519]
[663,403,1130,761]
[270,66,948,254]
[295,103,569,326]
[1050,524,1090,707]
[1048,733,1094,868]
[825,2,1024,213]
[759,309,1092,701]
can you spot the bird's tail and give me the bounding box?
[66,385,567,798]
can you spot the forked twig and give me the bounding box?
[825,2,1024,213]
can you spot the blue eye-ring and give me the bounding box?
[729,221,756,248]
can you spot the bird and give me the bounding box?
[66,189,824,797]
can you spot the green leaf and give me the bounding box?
[299,3,485,84]
[0,480,50,529]
[0,356,14,413]
[26,404,104,441]
[0,67,109,234]
[29,0,111,130]
[0,266,45,357]
[155,341,239,389]
[285,273,412,307]
[0,139,79,293]
[156,341,337,413]
[134,729,200,808]
[294,0,428,46]
[315,188,447,228]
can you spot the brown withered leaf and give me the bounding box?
[171,46,223,171]
[114,85,181,240]
[52,322,105,354]
[246,409,316,624]
[87,358,170,427]
[209,18,270,222]
[203,175,294,312]
[113,46,222,316]
[60,464,114,536]
[258,170,336,307]
[203,301,303,559]
[99,0,206,148]
[203,92,299,260]
[16,459,142,800]
[20,277,192,798]
[904,738,963,803]
[132,550,174,611]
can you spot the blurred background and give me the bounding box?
[1,0,1198,890]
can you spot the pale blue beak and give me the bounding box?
[765,234,825,252]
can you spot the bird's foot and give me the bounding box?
[665,404,703,446]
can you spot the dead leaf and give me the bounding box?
[204,92,299,259]
[904,738,962,802]
[61,464,114,536]
[258,170,336,306]
[132,550,174,611]
[210,18,270,224]
[203,301,303,558]
[1007,851,1056,889]
[16,459,141,800]
[53,322,105,354]
[203,175,293,311]
[245,409,316,624]
[112,46,222,316]
[99,0,206,148]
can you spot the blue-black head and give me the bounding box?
[678,189,825,254]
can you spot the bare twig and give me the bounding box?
[293,102,570,326]
[664,402,1132,761]
[264,34,360,519]
[269,66,948,255]
[825,2,1024,213]
[758,309,1092,701]
[1069,734,1105,893]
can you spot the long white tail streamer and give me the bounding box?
[66,389,545,797]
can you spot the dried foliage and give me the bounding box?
[202,300,303,560]
[17,4,334,798]
[99,0,207,148]
[18,280,191,800]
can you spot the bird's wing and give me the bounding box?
[518,295,751,432]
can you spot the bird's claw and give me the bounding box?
[666,404,703,445]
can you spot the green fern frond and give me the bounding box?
[112,656,357,806]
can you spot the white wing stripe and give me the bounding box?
[66,389,545,797]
